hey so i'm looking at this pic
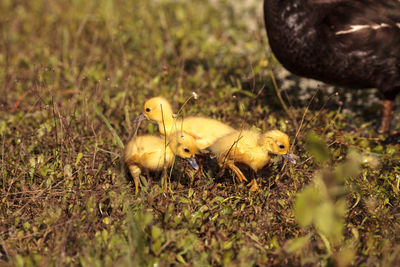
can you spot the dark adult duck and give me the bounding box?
[263,0,400,133]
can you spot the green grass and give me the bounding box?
[1,0,400,266]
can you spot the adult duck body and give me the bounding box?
[264,0,400,132]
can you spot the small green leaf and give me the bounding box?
[176,254,186,264]
[75,152,83,166]
[284,235,310,254]
[188,188,194,198]
[306,132,331,163]
[102,217,110,225]
[151,226,162,240]
[294,185,323,228]
[23,221,31,230]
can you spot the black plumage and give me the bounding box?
[264,0,400,132]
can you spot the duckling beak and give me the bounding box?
[283,153,296,164]
[186,156,199,170]
[134,113,147,123]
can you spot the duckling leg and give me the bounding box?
[128,165,142,195]
[378,99,394,133]
[226,162,248,182]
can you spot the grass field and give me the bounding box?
[1,0,400,266]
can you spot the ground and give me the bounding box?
[1,0,400,266]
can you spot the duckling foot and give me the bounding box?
[128,165,141,195]
[247,179,260,192]
[227,162,248,182]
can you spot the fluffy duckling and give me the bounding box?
[209,129,295,191]
[135,97,236,151]
[125,132,198,194]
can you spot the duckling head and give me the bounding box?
[136,97,174,124]
[168,132,199,170]
[260,130,296,163]
[260,130,290,154]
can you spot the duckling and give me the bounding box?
[135,97,236,151]
[124,132,198,194]
[209,129,295,191]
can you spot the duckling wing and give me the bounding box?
[181,116,235,149]
[224,131,271,171]
[209,131,241,156]
[126,151,171,171]
[125,135,171,170]
[210,131,257,160]
[224,145,269,172]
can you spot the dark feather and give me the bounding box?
[264,0,400,131]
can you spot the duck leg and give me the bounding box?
[128,165,142,195]
[226,162,248,182]
[378,99,394,133]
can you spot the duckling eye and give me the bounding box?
[184,148,190,153]
[145,108,151,112]
[279,144,285,149]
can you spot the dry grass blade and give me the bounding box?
[96,106,124,149]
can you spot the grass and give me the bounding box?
[1,0,400,266]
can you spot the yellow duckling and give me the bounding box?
[125,132,198,194]
[135,97,236,152]
[209,129,295,191]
